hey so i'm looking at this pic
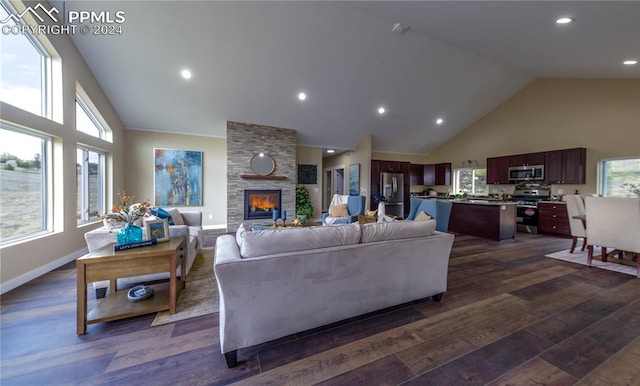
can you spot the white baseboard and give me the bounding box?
[0,248,88,295]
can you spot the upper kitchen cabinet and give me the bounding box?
[546,148,586,184]
[378,160,409,173]
[409,164,424,186]
[509,152,546,167]
[435,163,452,185]
[486,156,510,184]
[423,164,436,186]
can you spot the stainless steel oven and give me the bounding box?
[508,165,544,182]
[512,184,551,233]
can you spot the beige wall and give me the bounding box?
[426,79,640,196]
[0,7,126,291]
[296,146,323,219]
[124,130,227,226]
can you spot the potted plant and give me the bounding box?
[296,185,314,225]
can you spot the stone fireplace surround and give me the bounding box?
[227,121,296,231]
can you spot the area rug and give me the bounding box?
[151,247,219,326]
[546,249,637,276]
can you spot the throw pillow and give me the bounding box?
[151,207,174,225]
[167,208,184,225]
[328,203,349,217]
[366,209,377,216]
[415,211,432,221]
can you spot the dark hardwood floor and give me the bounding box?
[2,233,640,385]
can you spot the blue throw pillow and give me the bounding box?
[151,207,175,225]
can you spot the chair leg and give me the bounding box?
[570,237,578,253]
[587,245,593,267]
[601,247,607,262]
[581,238,587,251]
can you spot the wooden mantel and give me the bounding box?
[240,174,287,180]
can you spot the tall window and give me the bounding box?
[455,168,488,196]
[600,158,640,197]
[0,125,50,244]
[76,147,104,223]
[0,2,51,117]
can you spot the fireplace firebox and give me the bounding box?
[244,190,282,220]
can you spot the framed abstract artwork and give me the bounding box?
[154,149,203,206]
[349,163,360,196]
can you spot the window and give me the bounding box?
[76,94,106,139]
[0,125,50,244]
[76,147,104,223]
[0,2,52,117]
[599,157,640,197]
[455,168,488,196]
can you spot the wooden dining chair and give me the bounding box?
[585,196,640,278]
[564,194,587,253]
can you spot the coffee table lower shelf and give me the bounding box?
[87,282,171,325]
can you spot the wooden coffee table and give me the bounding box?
[77,237,185,334]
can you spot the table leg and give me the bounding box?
[169,253,176,315]
[77,264,87,335]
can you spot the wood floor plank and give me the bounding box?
[233,326,424,385]
[487,357,578,386]
[313,354,415,386]
[575,335,640,386]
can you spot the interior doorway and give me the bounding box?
[323,165,346,210]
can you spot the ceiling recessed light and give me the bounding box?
[623,60,638,65]
[436,118,444,125]
[556,17,574,24]
[180,69,192,79]
[326,149,335,153]
[298,92,307,101]
[377,107,386,115]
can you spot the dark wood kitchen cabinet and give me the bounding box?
[423,164,436,186]
[487,156,510,184]
[435,163,452,185]
[545,148,586,184]
[509,152,546,167]
[538,202,571,237]
[409,164,424,185]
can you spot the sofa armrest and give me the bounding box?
[180,211,202,226]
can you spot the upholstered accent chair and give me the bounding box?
[407,198,453,233]
[564,194,587,253]
[585,196,640,278]
[322,194,367,225]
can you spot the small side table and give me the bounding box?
[77,237,185,334]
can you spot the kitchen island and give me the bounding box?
[448,200,517,241]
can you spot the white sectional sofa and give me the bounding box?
[214,220,455,367]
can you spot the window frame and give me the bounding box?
[0,0,53,119]
[598,156,640,197]
[75,93,107,140]
[0,123,52,245]
[76,145,105,224]
[454,167,488,196]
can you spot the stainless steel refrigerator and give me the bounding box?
[380,172,404,218]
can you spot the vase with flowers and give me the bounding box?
[102,191,152,245]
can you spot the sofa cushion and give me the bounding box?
[239,222,361,258]
[415,211,432,221]
[167,208,184,225]
[328,203,349,217]
[361,219,436,243]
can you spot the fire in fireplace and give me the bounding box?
[244,190,282,220]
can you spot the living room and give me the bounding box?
[1,1,639,384]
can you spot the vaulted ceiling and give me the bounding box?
[59,1,640,155]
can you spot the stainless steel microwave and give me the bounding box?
[508,165,544,181]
